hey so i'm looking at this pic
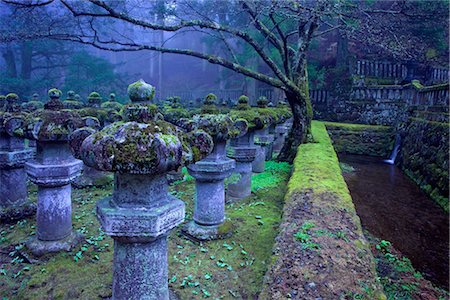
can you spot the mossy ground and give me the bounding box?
[0,161,291,299]
[366,233,449,300]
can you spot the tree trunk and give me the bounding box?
[278,59,312,163]
[20,41,33,80]
[3,46,17,78]
[277,90,312,163]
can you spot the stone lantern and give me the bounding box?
[161,96,191,183]
[201,93,219,114]
[14,88,85,255]
[63,90,84,109]
[75,80,213,299]
[87,91,102,108]
[181,114,247,240]
[253,97,275,168]
[71,117,113,189]
[227,95,270,200]
[273,123,289,152]
[0,95,35,221]
[21,93,44,112]
[101,93,123,112]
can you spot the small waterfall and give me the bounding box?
[384,134,401,165]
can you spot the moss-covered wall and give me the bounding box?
[399,117,449,212]
[324,122,395,157]
[261,121,385,300]
[313,100,407,126]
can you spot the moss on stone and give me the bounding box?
[127,79,155,102]
[323,121,395,157]
[262,121,385,299]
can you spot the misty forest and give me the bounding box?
[0,0,448,299]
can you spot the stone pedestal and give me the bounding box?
[273,124,289,152]
[227,133,257,201]
[97,173,184,300]
[253,128,273,171]
[73,164,113,189]
[252,146,265,172]
[25,141,83,256]
[0,135,35,221]
[182,142,235,240]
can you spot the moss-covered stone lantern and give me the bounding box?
[101,93,123,112]
[63,90,84,109]
[201,93,220,114]
[87,91,102,108]
[21,93,44,112]
[180,114,248,240]
[12,88,85,255]
[0,98,35,221]
[227,95,270,200]
[74,80,213,299]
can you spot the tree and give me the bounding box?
[1,0,447,161]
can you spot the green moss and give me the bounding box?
[251,161,291,193]
[323,121,393,132]
[0,160,291,299]
[411,80,424,89]
[323,121,395,157]
[287,121,354,207]
[47,88,61,99]
[6,93,19,101]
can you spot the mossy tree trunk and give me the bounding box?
[278,58,313,163]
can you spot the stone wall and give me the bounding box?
[324,122,395,157]
[399,116,449,212]
[312,82,449,126]
[261,122,385,300]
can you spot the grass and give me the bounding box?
[0,161,291,299]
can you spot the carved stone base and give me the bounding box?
[181,220,234,241]
[26,232,84,256]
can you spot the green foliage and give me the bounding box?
[63,51,129,102]
[369,236,449,300]
[324,66,352,100]
[307,62,326,89]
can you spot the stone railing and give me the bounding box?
[351,86,405,101]
[309,82,449,107]
[430,67,449,84]
[412,83,449,106]
[353,59,408,79]
[309,89,331,104]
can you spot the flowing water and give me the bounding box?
[340,154,449,289]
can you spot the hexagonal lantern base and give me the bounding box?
[96,191,185,300]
